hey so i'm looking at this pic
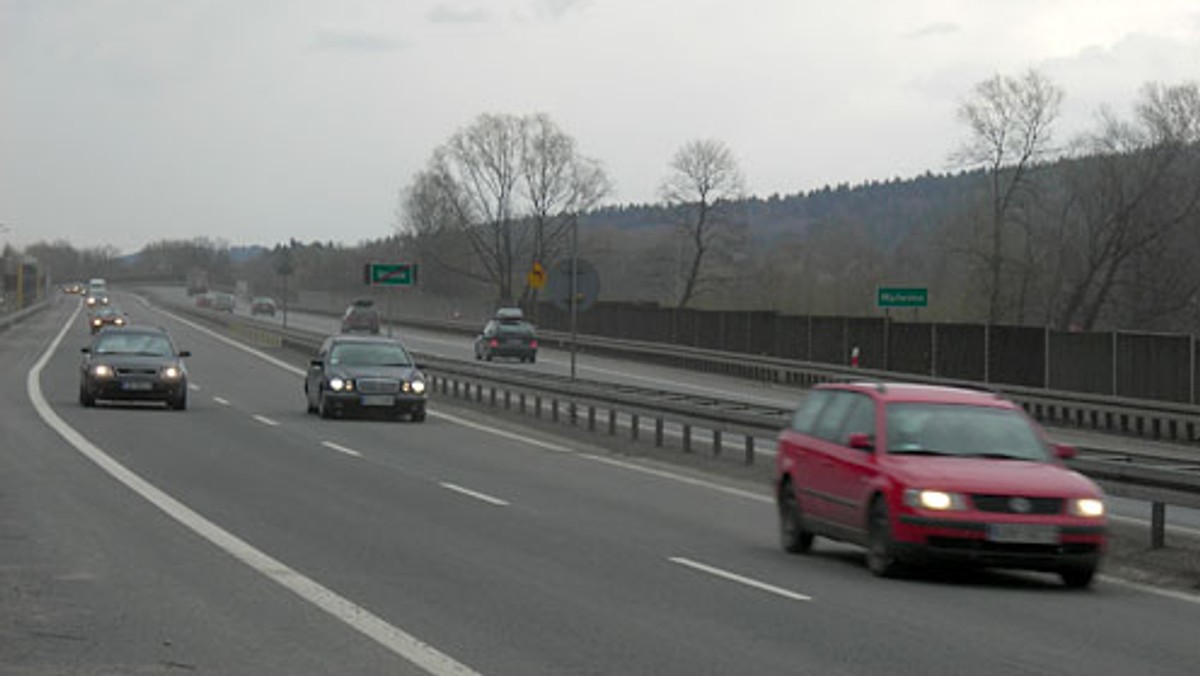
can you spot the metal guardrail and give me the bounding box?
[0,298,52,332]
[157,296,1200,549]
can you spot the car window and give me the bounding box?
[885,403,1050,460]
[94,333,173,356]
[497,322,533,335]
[836,394,877,448]
[790,390,831,433]
[329,343,412,366]
[810,391,857,442]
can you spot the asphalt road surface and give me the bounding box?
[3,293,1199,675]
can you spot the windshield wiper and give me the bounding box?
[960,452,1030,461]
[888,448,951,456]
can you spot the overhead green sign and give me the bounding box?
[365,263,417,287]
[877,287,927,308]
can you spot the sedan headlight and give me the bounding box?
[329,377,353,392]
[114,317,126,326]
[405,380,427,395]
[91,364,114,378]
[161,366,183,380]
[91,318,102,327]
[903,489,967,511]
[1070,498,1105,518]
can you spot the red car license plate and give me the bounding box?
[986,523,1059,544]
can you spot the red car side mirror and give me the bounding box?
[847,433,875,451]
[1053,443,1078,460]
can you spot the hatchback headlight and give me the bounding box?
[162,366,182,380]
[1070,498,1105,518]
[904,489,967,511]
[92,364,114,378]
[91,318,102,327]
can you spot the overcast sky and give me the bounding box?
[2,0,1198,254]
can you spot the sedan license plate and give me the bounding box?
[360,394,394,407]
[986,523,1059,544]
[121,381,153,391]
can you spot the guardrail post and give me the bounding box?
[655,418,664,447]
[1151,502,1166,549]
[535,395,542,418]
[744,436,755,465]
[713,429,722,456]
[552,399,560,423]
[504,390,511,410]
[682,425,692,453]
[569,402,578,426]
[608,409,617,435]
[631,414,640,440]
[587,406,596,431]
[489,387,497,407]
[519,392,527,414]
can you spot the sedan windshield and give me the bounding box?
[885,403,1049,461]
[94,333,173,356]
[329,343,412,367]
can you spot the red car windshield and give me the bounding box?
[885,403,1049,461]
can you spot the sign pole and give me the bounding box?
[570,215,579,382]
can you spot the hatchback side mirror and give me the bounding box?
[81,347,91,354]
[1053,443,1078,460]
[847,432,875,451]
[178,350,192,358]
[310,359,323,369]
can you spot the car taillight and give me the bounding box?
[530,340,538,349]
[489,338,499,347]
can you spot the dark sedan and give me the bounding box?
[474,319,538,362]
[87,305,128,333]
[79,326,191,410]
[305,335,427,421]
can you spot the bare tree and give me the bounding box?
[659,139,746,309]
[398,113,609,305]
[954,69,1063,323]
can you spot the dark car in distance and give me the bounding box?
[474,308,538,362]
[250,296,278,316]
[88,305,127,333]
[305,335,426,421]
[775,382,1107,588]
[79,326,191,410]
[341,298,381,334]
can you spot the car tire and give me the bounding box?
[411,408,426,423]
[485,352,493,362]
[318,391,334,419]
[778,479,814,554]
[169,389,188,411]
[1060,566,1096,589]
[866,498,903,577]
[529,353,537,364]
[79,384,96,408]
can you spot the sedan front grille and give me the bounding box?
[356,378,400,394]
[116,367,158,376]
[971,495,1064,515]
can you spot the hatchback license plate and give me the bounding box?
[121,381,153,391]
[361,395,394,407]
[986,523,1059,544]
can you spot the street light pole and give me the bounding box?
[569,214,579,382]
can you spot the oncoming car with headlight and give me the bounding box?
[87,305,127,333]
[305,335,427,421]
[79,326,191,410]
[775,382,1107,588]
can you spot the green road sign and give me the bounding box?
[877,286,927,308]
[365,263,418,287]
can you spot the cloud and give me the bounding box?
[905,22,960,40]
[533,0,591,20]
[309,30,406,53]
[427,3,493,24]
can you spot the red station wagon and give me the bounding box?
[775,382,1107,587]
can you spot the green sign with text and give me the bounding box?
[365,263,418,287]
[877,287,928,308]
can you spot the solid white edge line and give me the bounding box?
[28,304,483,676]
[1098,575,1200,605]
[322,441,363,458]
[669,557,811,602]
[439,482,510,507]
[213,396,231,406]
[253,414,280,427]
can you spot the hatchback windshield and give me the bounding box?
[885,403,1049,461]
[94,333,173,356]
[329,342,411,367]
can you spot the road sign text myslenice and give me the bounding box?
[364,263,418,287]
[877,287,928,308]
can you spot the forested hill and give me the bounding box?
[582,169,987,249]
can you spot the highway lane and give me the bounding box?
[2,291,1195,674]
[149,287,1200,534]
[2,297,426,674]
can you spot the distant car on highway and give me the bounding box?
[340,298,381,334]
[250,296,278,316]
[84,291,110,309]
[210,292,236,313]
[304,335,426,421]
[87,305,127,334]
[474,308,538,362]
[194,292,213,309]
[775,382,1107,588]
[79,325,191,410]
